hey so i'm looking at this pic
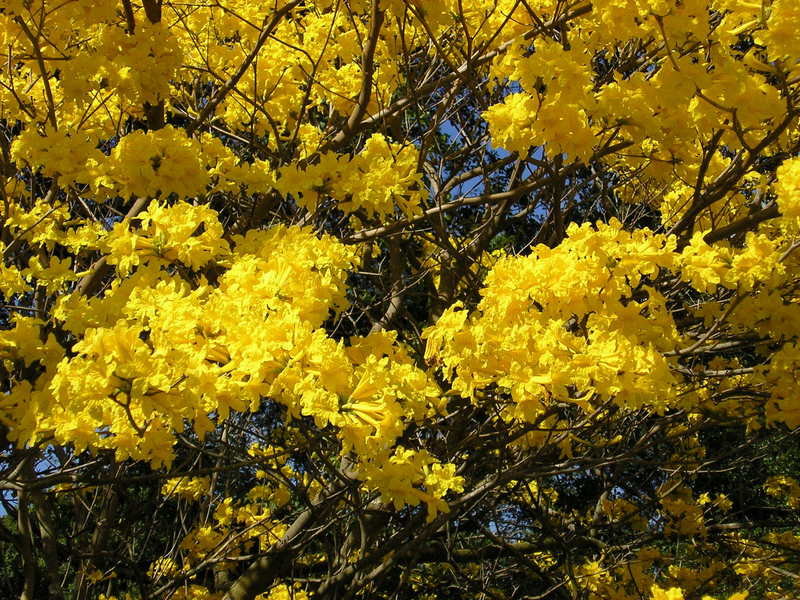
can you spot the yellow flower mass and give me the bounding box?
[2,1,800,599]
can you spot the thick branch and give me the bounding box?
[223,504,324,600]
[321,1,385,151]
[703,202,780,244]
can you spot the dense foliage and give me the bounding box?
[2,1,800,599]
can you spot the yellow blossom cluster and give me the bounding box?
[3,1,800,599]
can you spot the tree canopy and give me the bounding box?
[1,1,800,600]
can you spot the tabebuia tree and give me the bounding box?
[2,1,800,599]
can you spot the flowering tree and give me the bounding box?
[2,1,800,599]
